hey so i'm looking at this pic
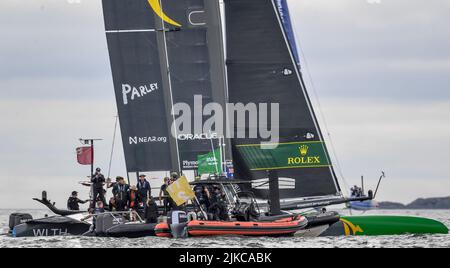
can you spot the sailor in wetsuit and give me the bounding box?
[91,168,106,208]
[137,174,151,206]
[194,183,210,211]
[112,177,129,211]
[208,186,229,221]
[159,177,171,214]
[144,197,159,224]
[128,186,141,210]
[82,201,106,233]
[67,191,89,211]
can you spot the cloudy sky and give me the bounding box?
[0,0,449,209]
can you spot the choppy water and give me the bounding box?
[0,209,449,248]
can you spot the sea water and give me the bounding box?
[0,209,448,248]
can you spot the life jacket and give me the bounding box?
[129,191,137,208]
[137,180,150,198]
[115,184,128,202]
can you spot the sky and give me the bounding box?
[0,0,449,209]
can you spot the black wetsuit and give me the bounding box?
[194,185,210,210]
[145,201,159,224]
[67,197,88,211]
[160,184,170,213]
[91,173,106,207]
[112,184,129,211]
[137,180,151,205]
[209,191,228,221]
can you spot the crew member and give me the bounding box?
[137,174,151,206]
[112,176,129,211]
[108,197,117,212]
[170,172,179,183]
[194,183,210,211]
[91,168,106,208]
[95,201,105,214]
[128,185,141,211]
[67,191,89,211]
[208,185,228,221]
[144,197,159,224]
[159,177,170,214]
[82,201,105,232]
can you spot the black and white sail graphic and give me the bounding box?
[158,0,228,171]
[102,0,228,173]
[225,0,342,200]
[102,0,176,172]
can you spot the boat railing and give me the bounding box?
[92,211,145,224]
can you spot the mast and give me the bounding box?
[205,0,233,165]
[155,0,229,174]
[155,0,182,173]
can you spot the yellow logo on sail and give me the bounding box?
[287,144,321,165]
[148,0,182,27]
[299,145,309,156]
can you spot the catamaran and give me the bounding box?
[8,0,448,238]
[98,0,447,237]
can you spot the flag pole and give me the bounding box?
[194,196,207,220]
[79,138,103,178]
[90,139,94,178]
[208,131,219,175]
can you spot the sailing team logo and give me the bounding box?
[237,142,330,171]
[340,219,364,236]
[299,145,309,156]
[287,143,322,166]
[148,0,182,27]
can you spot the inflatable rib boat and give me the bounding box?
[188,216,308,237]
[155,214,308,238]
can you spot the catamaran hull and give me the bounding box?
[12,217,91,238]
[97,223,158,238]
[347,200,379,211]
[320,216,449,237]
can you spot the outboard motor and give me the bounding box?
[9,213,33,233]
[168,211,189,238]
[94,213,126,237]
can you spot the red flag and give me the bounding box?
[76,147,93,165]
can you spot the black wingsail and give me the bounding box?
[102,0,177,173]
[225,0,342,201]
[102,0,229,174]
[158,0,229,171]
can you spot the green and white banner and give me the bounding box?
[237,141,331,171]
[197,149,223,175]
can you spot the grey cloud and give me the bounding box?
[289,0,450,100]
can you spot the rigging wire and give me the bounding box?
[158,0,182,173]
[107,115,119,179]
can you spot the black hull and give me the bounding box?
[100,223,158,238]
[12,217,91,238]
[304,211,340,228]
